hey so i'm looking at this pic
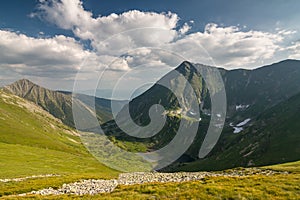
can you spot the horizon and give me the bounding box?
[2,58,299,100]
[0,59,300,101]
[1,0,300,99]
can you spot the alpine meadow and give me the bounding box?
[0,0,299,199]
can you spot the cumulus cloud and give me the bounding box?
[287,41,300,59]
[1,0,298,92]
[179,23,191,35]
[36,0,179,52]
[0,30,106,78]
[34,0,292,70]
[167,23,285,68]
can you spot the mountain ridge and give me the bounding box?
[3,59,300,172]
[100,59,300,171]
[2,79,116,128]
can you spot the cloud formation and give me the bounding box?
[0,0,298,92]
[169,23,285,68]
[0,30,96,77]
[35,0,293,69]
[37,0,179,52]
[287,42,300,59]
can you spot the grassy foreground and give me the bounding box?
[0,91,118,197]
[2,160,299,199]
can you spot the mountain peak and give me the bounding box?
[14,79,36,86]
[176,61,194,71]
[4,79,40,98]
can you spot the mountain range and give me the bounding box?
[101,59,300,171]
[2,79,125,128]
[2,59,300,172]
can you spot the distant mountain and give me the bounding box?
[101,59,300,171]
[3,79,117,128]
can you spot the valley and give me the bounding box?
[0,60,299,199]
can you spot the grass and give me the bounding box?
[7,169,299,199]
[2,161,299,199]
[0,91,118,196]
[101,174,300,200]
[263,160,300,173]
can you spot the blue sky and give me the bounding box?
[2,0,299,37]
[0,0,300,98]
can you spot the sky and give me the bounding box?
[0,0,300,99]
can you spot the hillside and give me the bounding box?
[0,89,118,196]
[3,79,114,128]
[3,60,300,173]
[223,59,300,118]
[0,62,299,198]
[100,60,300,171]
[173,91,300,171]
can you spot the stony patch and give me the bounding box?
[27,168,288,196]
[0,174,60,183]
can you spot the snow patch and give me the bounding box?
[233,127,243,133]
[232,118,251,134]
[235,104,250,111]
[236,118,251,127]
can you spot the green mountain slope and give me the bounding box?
[0,89,117,180]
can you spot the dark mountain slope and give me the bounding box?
[101,59,300,171]
[175,91,300,171]
[224,59,300,117]
[4,60,300,172]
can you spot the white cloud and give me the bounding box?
[37,0,179,52]
[0,30,100,78]
[167,23,285,68]
[35,0,291,70]
[179,23,191,35]
[287,42,300,59]
[1,0,299,93]
[110,58,131,71]
[277,30,297,36]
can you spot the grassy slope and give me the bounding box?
[0,90,118,196]
[9,160,299,199]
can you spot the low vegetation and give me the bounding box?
[0,90,118,197]
[3,161,299,199]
